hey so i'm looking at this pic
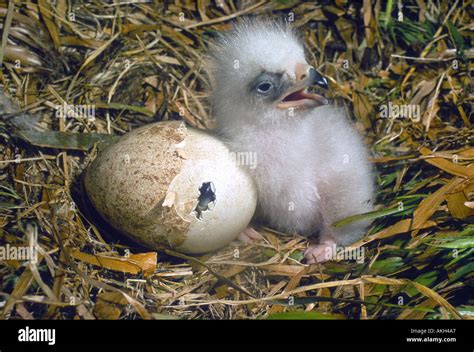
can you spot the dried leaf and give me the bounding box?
[412,178,465,229]
[94,292,128,320]
[70,251,157,275]
[353,219,436,247]
[352,89,373,129]
[446,191,474,219]
[420,147,474,178]
[409,79,437,105]
[38,0,60,49]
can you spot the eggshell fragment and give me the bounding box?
[85,121,257,254]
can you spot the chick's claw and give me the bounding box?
[304,238,337,264]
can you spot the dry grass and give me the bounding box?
[0,0,472,320]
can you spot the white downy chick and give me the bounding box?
[207,19,375,263]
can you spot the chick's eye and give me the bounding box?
[256,82,273,94]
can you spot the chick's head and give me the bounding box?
[207,19,329,132]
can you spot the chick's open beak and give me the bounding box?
[277,63,329,110]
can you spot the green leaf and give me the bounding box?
[289,251,304,261]
[332,204,416,228]
[459,225,474,236]
[0,202,24,210]
[406,271,438,297]
[0,184,21,199]
[380,0,394,28]
[322,262,353,274]
[449,263,474,283]
[16,130,120,151]
[447,21,466,50]
[370,257,404,275]
[379,172,398,187]
[262,248,277,258]
[428,236,474,249]
[445,248,473,268]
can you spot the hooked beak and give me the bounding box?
[277,63,329,110]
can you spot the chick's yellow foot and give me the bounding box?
[238,227,263,243]
[304,238,337,264]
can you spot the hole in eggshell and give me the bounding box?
[193,182,216,220]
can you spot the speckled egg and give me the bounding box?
[84,121,257,254]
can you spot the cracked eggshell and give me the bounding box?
[85,121,257,254]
